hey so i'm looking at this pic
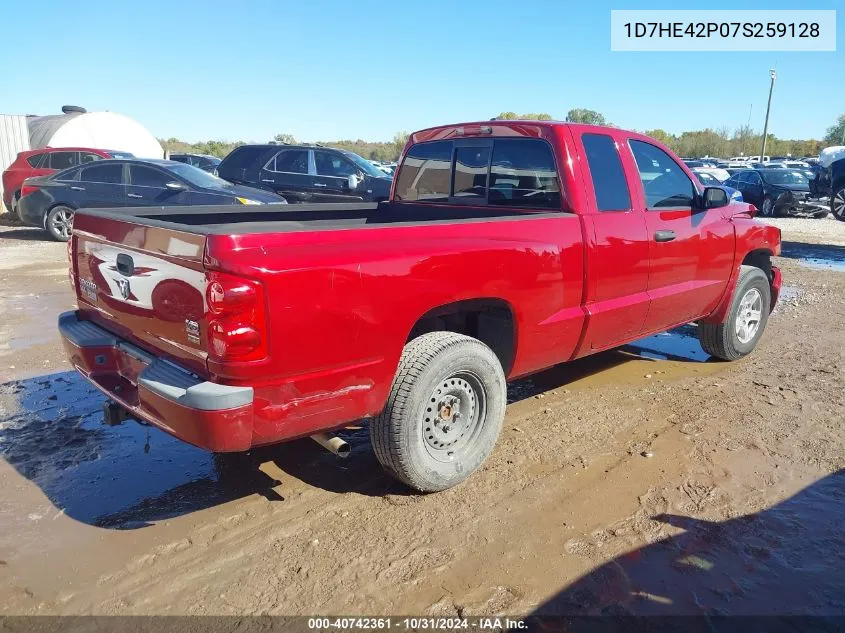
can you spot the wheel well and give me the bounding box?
[742,249,773,281]
[407,299,516,374]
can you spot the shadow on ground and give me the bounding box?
[533,470,845,623]
[0,327,711,529]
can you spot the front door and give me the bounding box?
[312,150,362,202]
[626,139,735,331]
[126,164,191,206]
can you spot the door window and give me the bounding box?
[314,151,357,177]
[80,163,124,184]
[48,151,78,170]
[746,171,762,185]
[79,152,103,164]
[268,150,309,174]
[629,140,695,209]
[581,134,631,211]
[130,165,173,188]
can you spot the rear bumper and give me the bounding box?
[59,310,254,452]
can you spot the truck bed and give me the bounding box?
[77,201,553,235]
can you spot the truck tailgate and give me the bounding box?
[71,213,209,376]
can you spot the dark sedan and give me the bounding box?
[17,159,285,241]
[722,168,828,219]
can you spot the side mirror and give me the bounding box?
[347,174,361,191]
[703,186,728,209]
[165,181,187,191]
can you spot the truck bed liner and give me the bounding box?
[75,202,560,235]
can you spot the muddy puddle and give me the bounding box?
[780,241,845,273]
[0,324,720,532]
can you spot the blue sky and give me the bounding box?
[2,0,841,142]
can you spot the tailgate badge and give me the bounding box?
[116,278,131,300]
[80,278,98,303]
[185,319,200,343]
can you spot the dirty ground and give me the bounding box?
[0,216,843,617]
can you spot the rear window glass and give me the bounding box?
[49,151,77,170]
[581,134,631,211]
[489,139,560,209]
[453,147,490,200]
[394,141,452,202]
[55,168,79,181]
[220,146,271,170]
[269,150,309,174]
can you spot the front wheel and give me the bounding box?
[831,186,845,221]
[45,205,74,241]
[370,332,506,492]
[760,196,775,217]
[699,265,771,361]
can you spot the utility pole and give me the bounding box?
[760,69,776,162]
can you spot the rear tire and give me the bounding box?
[370,332,506,492]
[831,186,845,221]
[699,265,771,361]
[45,205,74,242]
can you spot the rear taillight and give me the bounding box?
[206,271,268,362]
[20,184,39,198]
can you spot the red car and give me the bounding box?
[2,147,134,217]
[59,120,782,492]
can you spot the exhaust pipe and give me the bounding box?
[310,433,351,458]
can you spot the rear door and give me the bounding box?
[312,150,362,202]
[573,129,651,351]
[126,164,192,206]
[626,139,734,331]
[743,170,765,207]
[76,162,128,207]
[259,148,313,202]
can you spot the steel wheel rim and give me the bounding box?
[422,371,487,463]
[834,191,845,219]
[735,288,763,344]
[51,207,73,239]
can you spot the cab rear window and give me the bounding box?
[394,138,560,209]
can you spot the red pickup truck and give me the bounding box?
[59,121,782,492]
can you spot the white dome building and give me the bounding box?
[27,108,162,158]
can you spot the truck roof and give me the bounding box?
[408,120,639,144]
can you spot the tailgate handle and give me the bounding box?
[116,253,135,276]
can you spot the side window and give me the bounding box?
[56,168,79,181]
[747,172,762,185]
[79,152,102,164]
[394,141,452,202]
[581,134,631,211]
[26,153,47,168]
[452,147,490,199]
[629,140,694,209]
[48,151,78,170]
[130,165,172,188]
[80,163,124,184]
[489,139,560,209]
[268,150,309,174]
[315,151,356,177]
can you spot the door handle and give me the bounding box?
[313,183,327,187]
[654,230,676,242]
[127,193,143,199]
[260,179,275,183]
[70,186,85,191]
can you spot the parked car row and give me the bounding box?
[17,159,283,240]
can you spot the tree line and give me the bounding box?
[159,110,844,162]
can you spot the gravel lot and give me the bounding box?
[0,215,843,617]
